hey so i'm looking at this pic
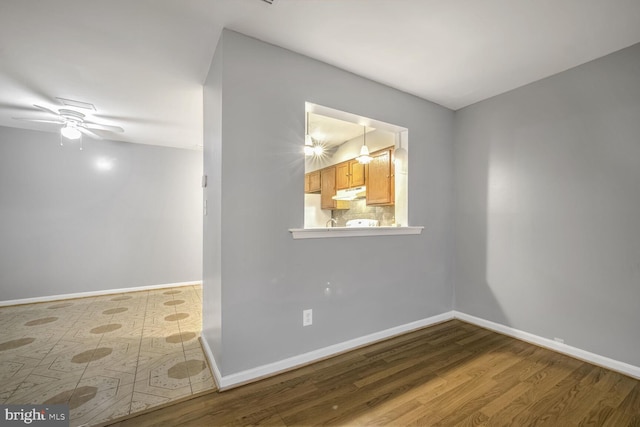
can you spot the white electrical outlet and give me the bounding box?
[554,337,565,344]
[303,309,312,326]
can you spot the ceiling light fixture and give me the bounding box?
[13,104,124,142]
[394,131,408,174]
[304,145,315,156]
[356,125,372,164]
[305,134,314,147]
[304,112,314,156]
[60,123,81,140]
[304,112,325,157]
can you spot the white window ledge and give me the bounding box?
[289,226,424,239]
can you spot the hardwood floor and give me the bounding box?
[107,320,640,426]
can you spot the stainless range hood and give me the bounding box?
[332,186,366,201]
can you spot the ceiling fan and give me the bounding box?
[13,104,124,140]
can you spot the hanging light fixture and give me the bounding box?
[304,112,314,156]
[304,112,324,157]
[394,131,408,174]
[356,125,372,164]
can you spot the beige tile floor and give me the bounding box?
[0,285,216,427]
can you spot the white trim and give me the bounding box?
[200,337,223,390]
[203,311,454,390]
[0,281,201,307]
[453,311,640,380]
[201,310,640,390]
[289,226,423,239]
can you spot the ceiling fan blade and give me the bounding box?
[13,117,65,124]
[1,102,41,112]
[77,127,103,140]
[33,104,61,117]
[83,122,124,133]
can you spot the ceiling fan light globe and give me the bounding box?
[313,145,324,156]
[61,125,81,140]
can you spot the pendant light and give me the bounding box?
[394,131,408,174]
[304,112,314,156]
[356,125,372,164]
[304,112,324,157]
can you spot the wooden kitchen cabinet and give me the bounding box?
[320,166,349,210]
[350,160,365,187]
[336,160,365,190]
[304,170,321,193]
[335,162,350,190]
[320,167,337,209]
[366,147,394,206]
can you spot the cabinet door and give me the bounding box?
[366,148,394,205]
[335,162,350,190]
[306,170,321,193]
[349,160,365,187]
[321,167,337,209]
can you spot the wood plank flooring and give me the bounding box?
[107,320,640,426]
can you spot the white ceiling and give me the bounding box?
[1,0,639,150]
[309,113,375,147]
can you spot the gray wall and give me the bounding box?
[0,126,203,301]
[454,43,640,366]
[202,35,223,364]
[204,30,455,376]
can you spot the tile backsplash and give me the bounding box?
[332,199,395,227]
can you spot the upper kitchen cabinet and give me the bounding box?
[320,166,349,210]
[350,160,365,187]
[304,170,321,193]
[336,160,365,190]
[366,147,395,206]
[335,162,350,190]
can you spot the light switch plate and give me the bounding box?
[303,309,312,326]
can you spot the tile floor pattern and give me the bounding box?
[0,285,216,426]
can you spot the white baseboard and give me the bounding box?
[453,311,640,380]
[199,336,223,390]
[202,311,455,390]
[0,281,201,307]
[202,310,640,390]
